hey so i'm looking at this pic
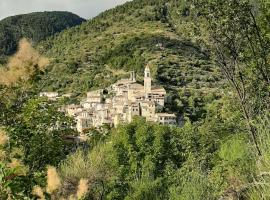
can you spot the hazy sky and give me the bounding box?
[0,0,130,20]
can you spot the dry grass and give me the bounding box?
[0,129,8,162]
[8,158,28,176]
[32,185,45,200]
[76,179,89,199]
[0,129,9,146]
[46,166,62,194]
[0,149,6,161]
[0,38,49,85]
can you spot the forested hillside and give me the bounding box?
[0,11,85,63]
[37,0,224,120]
[0,0,269,199]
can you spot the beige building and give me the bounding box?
[65,65,177,132]
[40,92,59,100]
[66,104,83,117]
[141,101,156,120]
[154,113,177,126]
[81,90,103,109]
[127,102,141,123]
[75,110,93,133]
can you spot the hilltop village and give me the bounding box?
[41,66,177,133]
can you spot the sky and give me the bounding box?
[0,0,131,20]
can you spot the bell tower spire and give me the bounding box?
[144,65,151,94]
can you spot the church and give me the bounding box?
[67,65,177,133]
[112,65,167,107]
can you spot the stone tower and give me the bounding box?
[144,65,151,94]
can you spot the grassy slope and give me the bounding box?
[37,0,225,120]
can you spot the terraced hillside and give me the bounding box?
[37,0,225,120]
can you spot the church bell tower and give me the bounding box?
[144,65,151,94]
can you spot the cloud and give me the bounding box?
[0,0,130,20]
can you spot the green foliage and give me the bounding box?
[0,163,18,199]
[169,164,213,200]
[0,91,78,198]
[0,0,269,199]
[194,0,270,116]
[0,11,85,62]
[55,99,251,199]
[243,114,270,199]
[36,0,223,117]
[219,135,250,162]
[57,118,185,199]
[9,97,76,171]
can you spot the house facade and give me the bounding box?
[64,65,177,133]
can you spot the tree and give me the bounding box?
[193,0,270,155]
[8,97,76,171]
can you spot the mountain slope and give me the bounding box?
[37,0,225,120]
[0,11,85,63]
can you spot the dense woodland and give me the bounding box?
[0,11,85,64]
[0,0,270,199]
[36,0,224,120]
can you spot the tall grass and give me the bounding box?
[46,166,62,194]
[243,114,270,199]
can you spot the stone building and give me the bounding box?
[81,90,103,109]
[75,110,93,133]
[66,104,83,117]
[65,65,177,133]
[154,113,177,125]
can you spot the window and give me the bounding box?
[147,73,150,77]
